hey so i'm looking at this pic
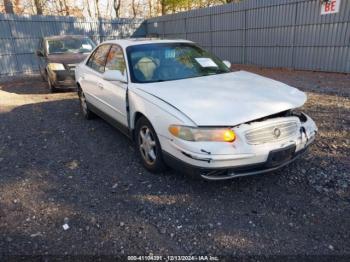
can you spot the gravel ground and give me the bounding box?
[0,67,349,258]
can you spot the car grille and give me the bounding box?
[245,120,298,145]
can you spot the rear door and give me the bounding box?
[81,44,111,110]
[98,44,128,127]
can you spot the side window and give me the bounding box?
[86,44,111,73]
[105,45,127,76]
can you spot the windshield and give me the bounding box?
[126,43,231,83]
[47,37,96,55]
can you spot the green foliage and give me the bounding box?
[160,0,244,14]
[162,0,189,13]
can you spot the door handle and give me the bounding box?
[98,83,104,90]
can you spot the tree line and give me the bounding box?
[1,0,242,18]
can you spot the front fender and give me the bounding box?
[128,88,195,140]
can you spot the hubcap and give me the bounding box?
[138,126,157,165]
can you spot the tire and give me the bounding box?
[135,117,166,173]
[47,74,57,93]
[77,87,94,120]
[39,69,46,81]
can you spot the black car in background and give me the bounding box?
[36,35,96,92]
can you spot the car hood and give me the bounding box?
[135,71,307,126]
[47,53,88,65]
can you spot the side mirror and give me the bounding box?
[36,49,44,57]
[102,70,127,83]
[223,60,231,68]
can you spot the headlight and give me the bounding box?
[168,125,236,142]
[48,63,65,71]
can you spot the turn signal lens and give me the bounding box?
[168,125,180,137]
[168,125,236,143]
[222,129,236,142]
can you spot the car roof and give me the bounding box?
[43,35,89,41]
[101,38,194,48]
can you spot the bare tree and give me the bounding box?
[33,0,43,14]
[13,0,23,13]
[57,0,64,15]
[113,0,121,18]
[131,0,136,18]
[63,0,70,15]
[55,0,68,15]
[0,0,245,18]
[4,0,14,13]
[106,0,110,18]
[95,0,100,18]
[85,0,93,17]
[160,0,165,15]
[147,0,152,17]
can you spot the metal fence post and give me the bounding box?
[291,1,298,70]
[243,7,247,65]
[209,12,213,52]
[98,18,103,43]
[7,15,19,76]
[184,17,187,40]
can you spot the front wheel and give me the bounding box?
[135,117,166,173]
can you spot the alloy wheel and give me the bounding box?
[138,126,157,165]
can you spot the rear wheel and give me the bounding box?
[135,117,166,173]
[39,68,46,81]
[78,87,94,119]
[47,74,57,93]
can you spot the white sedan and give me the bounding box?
[75,39,317,180]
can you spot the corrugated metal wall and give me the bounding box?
[1,0,349,76]
[146,0,350,73]
[0,14,146,77]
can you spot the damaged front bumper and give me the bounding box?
[161,112,317,180]
[48,69,76,88]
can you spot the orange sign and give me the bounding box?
[321,0,341,15]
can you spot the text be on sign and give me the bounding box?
[321,0,341,15]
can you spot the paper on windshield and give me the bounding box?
[165,49,175,58]
[195,58,218,68]
[82,44,92,50]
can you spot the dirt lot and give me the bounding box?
[0,67,349,258]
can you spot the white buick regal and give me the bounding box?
[75,39,317,180]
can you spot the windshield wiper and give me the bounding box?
[208,69,229,75]
[215,69,229,73]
